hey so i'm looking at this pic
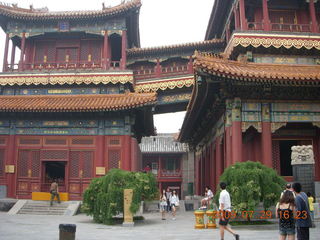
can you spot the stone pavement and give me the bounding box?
[0,211,319,240]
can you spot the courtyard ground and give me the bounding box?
[0,211,319,240]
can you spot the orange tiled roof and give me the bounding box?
[0,0,141,20]
[0,92,156,112]
[194,52,320,83]
[127,39,224,56]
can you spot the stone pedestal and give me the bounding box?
[123,189,134,227]
[291,145,315,196]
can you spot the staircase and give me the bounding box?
[8,200,81,216]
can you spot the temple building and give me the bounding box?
[179,0,320,197]
[0,0,222,200]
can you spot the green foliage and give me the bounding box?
[82,169,158,224]
[214,161,285,220]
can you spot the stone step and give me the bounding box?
[18,211,66,215]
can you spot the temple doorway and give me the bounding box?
[42,161,66,192]
[279,139,312,176]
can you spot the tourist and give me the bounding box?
[292,182,312,240]
[170,190,179,220]
[159,189,167,220]
[276,190,296,240]
[280,183,295,198]
[165,187,172,212]
[143,164,151,173]
[306,192,315,228]
[218,182,239,240]
[50,179,61,206]
[200,186,213,209]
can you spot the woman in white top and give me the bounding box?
[170,190,179,220]
[159,189,167,220]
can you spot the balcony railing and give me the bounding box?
[133,65,191,81]
[246,22,311,33]
[160,169,182,178]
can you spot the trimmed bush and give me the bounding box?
[82,168,158,224]
[214,161,286,220]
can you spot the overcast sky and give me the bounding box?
[0,0,214,133]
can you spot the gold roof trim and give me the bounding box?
[0,72,133,86]
[135,76,194,93]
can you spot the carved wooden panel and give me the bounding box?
[108,149,120,169]
[70,151,80,178]
[40,150,68,160]
[31,151,40,178]
[82,151,93,178]
[272,140,281,174]
[18,150,29,177]
[69,183,80,193]
[31,183,40,192]
[18,181,28,191]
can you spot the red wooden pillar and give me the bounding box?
[121,30,127,70]
[261,104,272,167]
[2,33,9,72]
[6,135,16,198]
[262,0,271,31]
[95,135,105,177]
[225,99,233,166]
[234,5,240,30]
[226,23,231,42]
[215,137,222,186]
[10,42,16,70]
[19,32,26,71]
[309,0,318,33]
[231,98,243,163]
[103,31,109,70]
[239,0,248,30]
[155,58,161,78]
[122,135,131,171]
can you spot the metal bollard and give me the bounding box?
[59,224,76,240]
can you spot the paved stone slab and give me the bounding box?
[0,211,319,240]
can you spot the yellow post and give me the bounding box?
[206,210,217,228]
[123,189,134,227]
[194,210,205,229]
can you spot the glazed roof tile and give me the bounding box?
[194,52,320,83]
[0,92,156,112]
[0,0,141,20]
[127,39,224,57]
[140,133,188,153]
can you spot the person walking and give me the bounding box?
[292,182,312,240]
[276,190,296,240]
[306,192,315,228]
[50,179,61,206]
[170,190,179,220]
[218,182,239,240]
[165,187,172,212]
[159,189,167,220]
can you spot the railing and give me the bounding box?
[5,61,103,72]
[271,23,311,32]
[110,61,121,69]
[247,22,264,30]
[160,169,182,178]
[246,22,311,33]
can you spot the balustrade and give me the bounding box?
[246,22,311,33]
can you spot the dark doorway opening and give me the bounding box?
[43,161,66,192]
[279,140,298,176]
[109,33,122,67]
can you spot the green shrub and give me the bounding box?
[82,168,158,224]
[214,161,285,221]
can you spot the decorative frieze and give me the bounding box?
[271,122,287,133]
[232,98,241,122]
[241,122,262,133]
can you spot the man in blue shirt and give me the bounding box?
[292,182,312,240]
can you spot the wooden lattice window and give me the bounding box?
[70,151,80,178]
[109,139,120,146]
[45,138,67,146]
[19,138,41,145]
[82,151,93,178]
[71,138,94,145]
[41,150,68,161]
[31,151,40,178]
[0,149,4,176]
[108,149,120,169]
[18,150,29,177]
[0,138,6,145]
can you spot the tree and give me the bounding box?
[82,168,158,224]
[214,161,285,221]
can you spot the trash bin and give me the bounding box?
[194,210,205,229]
[59,224,76,240]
